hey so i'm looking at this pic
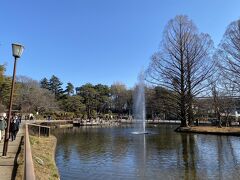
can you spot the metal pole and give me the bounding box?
[2,57,17,156]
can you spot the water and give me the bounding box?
[53,125,240,180]
[133,72,146,133]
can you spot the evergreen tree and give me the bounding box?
[94,84,110,113]
[48,75,64,98]
[40,77,49,89]
[60,95,85,115]
[0,65,11,108]
[65,82,74,96]
[110,82,128,115]
[76,83,97,118]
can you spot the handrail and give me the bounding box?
[27,123,50,128]
[28,123,50,137]
[24,124,35,180]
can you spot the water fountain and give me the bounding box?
[132,71,148,134]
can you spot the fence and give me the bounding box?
[24,123,51,180]
[24,124,35,180]
[28,124,51,137]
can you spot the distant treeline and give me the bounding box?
[0,68,176,119]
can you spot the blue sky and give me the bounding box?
[0,0,239,88]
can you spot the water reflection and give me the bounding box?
[180,134,197,180]
[53,125,240,180]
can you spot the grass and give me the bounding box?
[177,126,240,135]
[190,126,240,133]
[15,135,59,180]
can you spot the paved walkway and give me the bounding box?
[0,126,24,180]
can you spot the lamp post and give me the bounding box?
[2,43,24,156]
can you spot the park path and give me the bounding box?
[0,125,24,180]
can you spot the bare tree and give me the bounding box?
[211,83,222,126]
[218,19,240,88]
[217,79,237,127]
[147,15,214,127]
[16,76,58,113]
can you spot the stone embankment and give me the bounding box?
[31,119,182,129]
[73,119,120,126]
[73,119,181,126]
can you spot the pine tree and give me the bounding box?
[65,82,74,96]
[40,77,49,90]
[49,75,64,98]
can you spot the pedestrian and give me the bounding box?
[0,117,7,142]
[19,115,22,124]
[10,117,19,141]
[15,116,20,134]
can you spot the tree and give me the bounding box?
[214,18,240,126]
[218,18,240,89]
[76,83,97,118]
[16,76,58,113]
[74,83,112,118]
[211,78,237,127]
[0,65,6,111]
[126,89,133,116]
[40,77,49,90]
[211,83,222,126]
[94,84,110,114]
[110,82,129,116]
[145,86,177,120]
[0,65,5,82]
[0,65,11,109]
[60,95,85,116]
[65,82,74,96]
[147,15,214,127]
[48,75,64,99]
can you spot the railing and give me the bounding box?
[24,124,35,180]
[28,124,50,137]
[24,123,51,180]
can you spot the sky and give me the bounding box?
[0,0,240,88]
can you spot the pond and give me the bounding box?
[53,125,240,180]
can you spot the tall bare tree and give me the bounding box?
[147,15,214,127]
[218,18,240,89]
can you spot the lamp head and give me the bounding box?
[12,43,24,58]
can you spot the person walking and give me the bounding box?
[0,116,7,142]
[15,116,20,134]
[19,115,22,124]
[10,117,19,141]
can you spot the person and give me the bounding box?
[0,117,7,142]
[19,115,22,124]
[10,117,20,141]
[15,116,20,134]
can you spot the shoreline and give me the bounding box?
[52,135,59,179]
[175,126,240,136]
[33,120,240,136]
[33,119,182,128]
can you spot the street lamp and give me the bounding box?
[12,43,24,58]
[2,43,24,156]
